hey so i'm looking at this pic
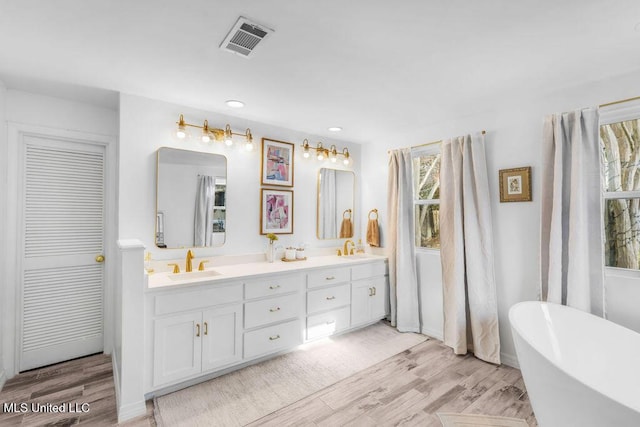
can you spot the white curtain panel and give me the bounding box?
[440,134,500,364]
[540,108,604,316]
[387,149,420,332]
[319,168,337,239]
[194,175,214,247]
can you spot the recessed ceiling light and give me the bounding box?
[328,127,342,132]
[225,100,245,108]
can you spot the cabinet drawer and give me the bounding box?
[155,283,243,316]
[307,267,350,289]
[244,293,301,329]
[245,273,303,300]
[351,262,387,281]
[307,306,350,341]
[244,319,302,359]
[307,283,351,314]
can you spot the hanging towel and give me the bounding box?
[366,218,380,247]
[339,218,353,238]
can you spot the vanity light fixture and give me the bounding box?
[201,120,211,143]
[176,114,187,139]
[299,139,353,166]
[175,114,254,149]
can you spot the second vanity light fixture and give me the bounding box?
[301,139,351,166]
[175,114,255,151]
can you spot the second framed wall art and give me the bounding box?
[260,188,294,234]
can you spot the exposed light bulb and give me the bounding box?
[176,114,187,139]
[343,148,350,165]
[317,151,324,161]
[244,128,254,151]
[329,145,337,163]
[201,120,211,142]
[224,124,233,146]
[343,157,350,165]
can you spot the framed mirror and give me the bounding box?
[156,147,227,248]
[317,168,355,239]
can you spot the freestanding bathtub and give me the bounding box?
[509,301,640,427]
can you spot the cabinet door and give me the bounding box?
[370,277,388,320]
[201,304,242,373]
[351,280,373,327]
[153,312,202,387]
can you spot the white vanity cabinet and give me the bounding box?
[306,266,352,340]
[243,273,304,359]
[151,283,243,387]
[145,257,389,395]
[350,262,389,327]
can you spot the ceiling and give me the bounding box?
[1,0,639,145]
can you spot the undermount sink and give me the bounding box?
[168,269,221,281]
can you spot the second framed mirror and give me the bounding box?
[317,168,355,239]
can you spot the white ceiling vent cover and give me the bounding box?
[220,17,274,58]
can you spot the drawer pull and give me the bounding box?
[326,320,336,325]
[269,285,281,290]
[369,287,373,296]
[325,276,335,280]
[204,322,208,335]
[196,323,201,337]
[326,296,336,300]
[270,307,281,312]
[269,335,281,341]
[372,287,377,296]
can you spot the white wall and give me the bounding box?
[362,68,640,366]
[1,89,118,378]
[118,94,361,260]
[0,80,7,387]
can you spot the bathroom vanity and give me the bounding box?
[143,255,388,395]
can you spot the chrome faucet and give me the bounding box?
[185,249,195,272]
[343,240,355,256]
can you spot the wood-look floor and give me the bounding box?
[0,353,155,427]
[249,339,538,426]
[0,339,537,426]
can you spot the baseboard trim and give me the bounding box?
[421,327,443,341]
[0,368,6,391]
[500,351,519,369]
[112,352,121,409]
[117,400,147,423]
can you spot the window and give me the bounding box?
[601,115,640,269]
[412,148,441,249]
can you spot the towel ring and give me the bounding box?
[343,209,352,219]
[368,209,378,220]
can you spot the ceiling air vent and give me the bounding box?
[220,16,274,58]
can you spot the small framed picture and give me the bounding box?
[261,138,294,187]
[260,189,294,234]
[499,167,532,202]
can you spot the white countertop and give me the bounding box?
[146,254,387,290]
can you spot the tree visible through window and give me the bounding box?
[413,149,441,249]
[601,117,640,269]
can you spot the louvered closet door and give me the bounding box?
[20,135,106,371]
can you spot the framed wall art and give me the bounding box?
[260,188,294,234]
[499,166,532,202]
[261,138,294,187]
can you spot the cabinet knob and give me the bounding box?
[269,307,281,312]
[269,335,280,341]
[95,254,105,263]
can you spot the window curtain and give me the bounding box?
[194,175,214,247]
[319,168,337,239]
[540,108,604,316]
[440,133,500,364]
[387,148,420,332]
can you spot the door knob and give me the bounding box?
[95,255,105,263]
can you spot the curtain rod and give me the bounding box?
[388,130,485,154]
[599,95,640,108]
